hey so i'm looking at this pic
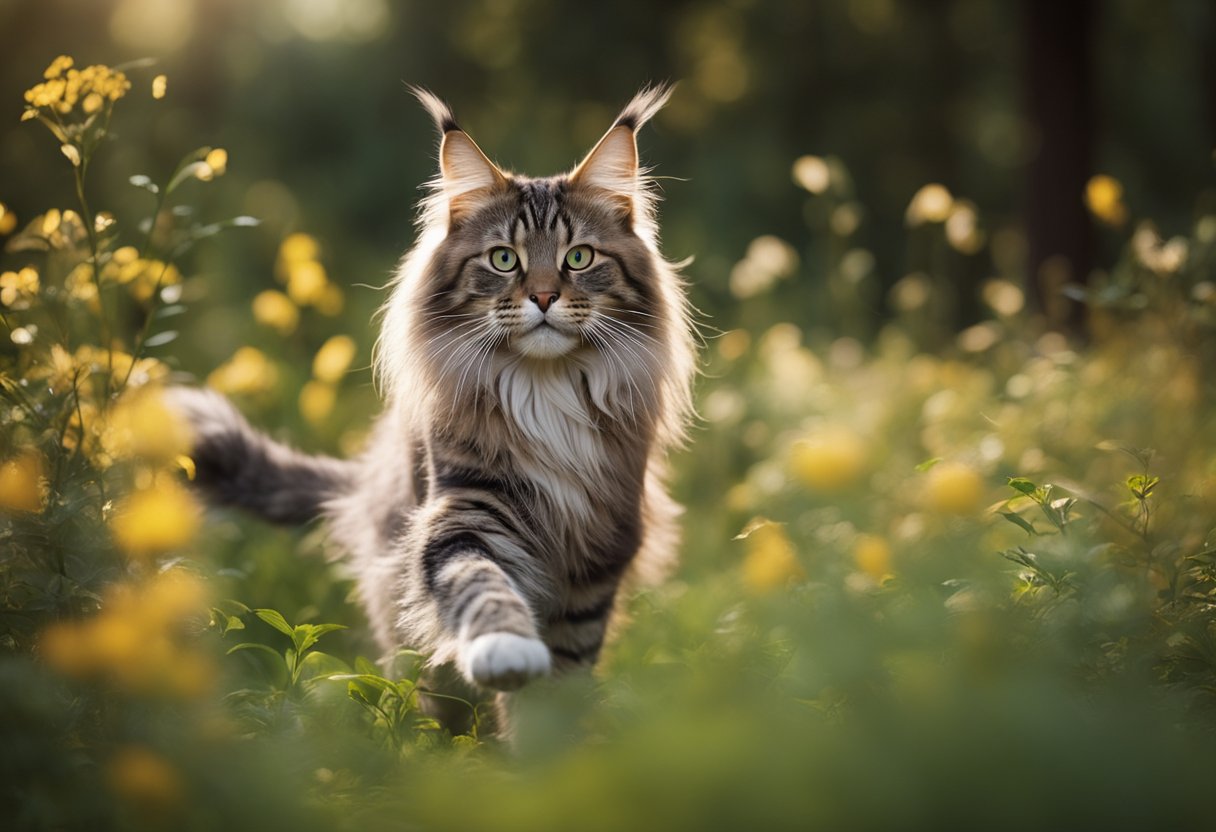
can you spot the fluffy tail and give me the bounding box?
[166,388,355,526]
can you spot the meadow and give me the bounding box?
[4,31,1216,832]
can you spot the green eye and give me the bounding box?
[565,245,594,271]
[490,247,518,272]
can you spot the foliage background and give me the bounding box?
[3,0,1216,829]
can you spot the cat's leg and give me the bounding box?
[430,549,551,691]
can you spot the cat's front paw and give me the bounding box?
[460,633,551,691]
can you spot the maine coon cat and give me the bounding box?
[171,85,696,716]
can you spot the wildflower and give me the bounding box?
[1085,174,1128,227]
[105,388,193,463]
[790,427,867,492]
[0,202,16,235]
[924,461,984,515]
[207,346,278,395]
[107,746,184,815]
[41,208,61,235]
[204,148,227,175]
[739,520,805,593]
[60,144,81,166]
[905,183,953,226]
[109,478,201,559]
[0,450,47,514]
[278,232,321,267]
[0,266,39,307]
[286,260,328,305]
[251,289,299,335]
[853,534,893,580]
[300,380,337,424]
[194,148,228,181]
[43,55,74,79]
[792,155,831,194]
[313,334,357,382]
[152,74,167,99]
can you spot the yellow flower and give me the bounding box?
[204,148,228,175]
[207,346,278,395]
[152,74,167,99]
[312,334,357,382]
[286,260,328,305]
[0,203,16,235]
[0,450,47,514]
[853,534,893,580]
[790,427,867,492]
[105,388,193,463]
[60,143,81,166]
[251,289,299,335]
[905,183,954,226]
[43,55,74,80]
[0,266,39,307]
[109,478,201,559]
[278,232,320,268]
[300,380,337,424]
[924,461,984,515]
[65,263,99,306]
[740,520,805,593]
[1085,174,1127,227]
[107,746,184,814]
[41,208,61,235]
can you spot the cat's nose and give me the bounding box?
[529,291,560,313]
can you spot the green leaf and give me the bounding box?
[915,457,942,472]
[328,673,398,695]
[227,642,283,663]
[143,330,178,349]
[292,622,347,654]
[297,650,350,680]
[1007,477,1037,496]
[254,609,295,637]
[1000,511,1036,536]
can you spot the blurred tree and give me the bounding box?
[1023,0,1095,332]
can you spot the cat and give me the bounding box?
[170,85,696,725]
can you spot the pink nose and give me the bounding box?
[530,291,560,313]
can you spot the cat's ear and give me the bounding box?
[411,87,507,224]
[571,84,674,218]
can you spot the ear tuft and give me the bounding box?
[611,82,675,133]
[410,87,507,225]
[408,85,460,135]
[570,84,673,219]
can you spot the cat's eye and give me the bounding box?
[489,247,519,272]
[564,245,594,271]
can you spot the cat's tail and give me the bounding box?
[165,387,355,526]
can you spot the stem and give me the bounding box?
[73,159,113,392]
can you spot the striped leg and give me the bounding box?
[432,551,551,691]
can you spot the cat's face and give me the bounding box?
[427,174,659,361]
[409,88,672,373]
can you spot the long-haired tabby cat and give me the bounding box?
[171,85,695,728]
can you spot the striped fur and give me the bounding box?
[176,86,695,722]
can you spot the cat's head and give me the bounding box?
[381,86,694,438]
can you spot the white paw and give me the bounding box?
[460,633,551,691]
